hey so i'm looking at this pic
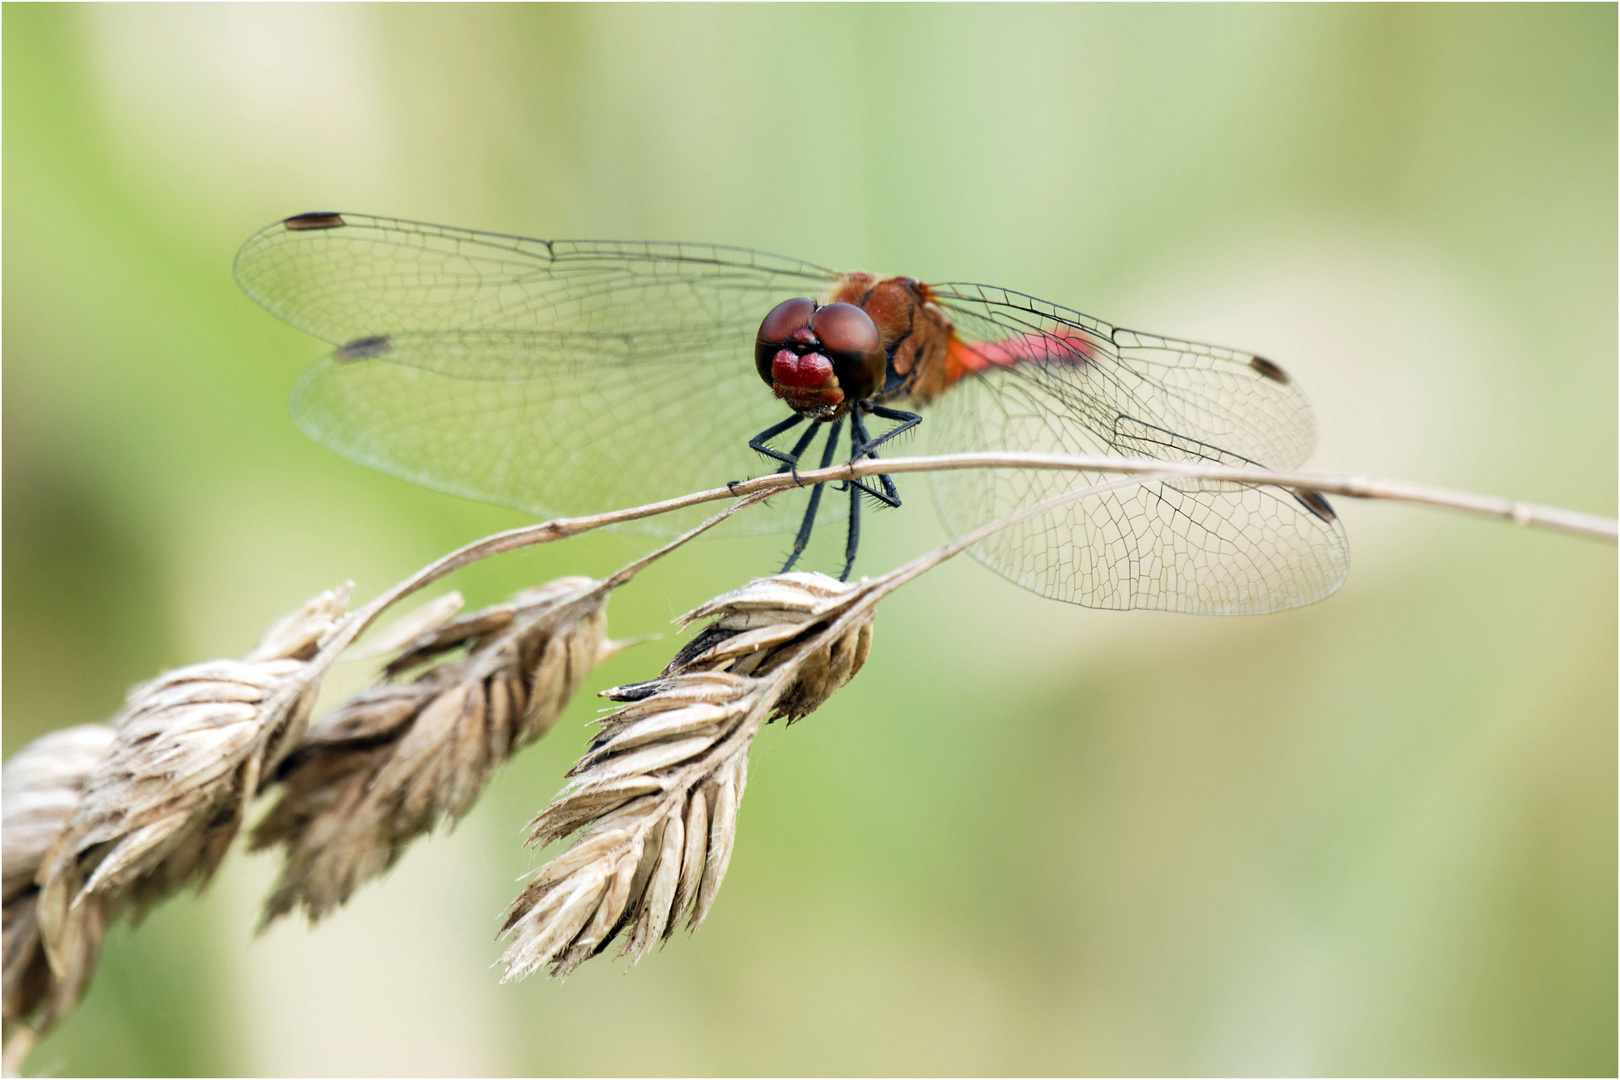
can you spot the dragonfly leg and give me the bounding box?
[841,422,865,581]
[846,405,903,508]
[773,418,823,482]
[851,401,921,458]
[780,417,844,573]
[742,413,811,486]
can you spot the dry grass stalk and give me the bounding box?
[251,577,622,925]
[2,725,117,1065]
[722,453,1620,543]
[31,587,349,992]
[498,571,876,980]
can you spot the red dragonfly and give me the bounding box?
[236,212,1348,614]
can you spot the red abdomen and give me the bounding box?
[943,325,1100,388]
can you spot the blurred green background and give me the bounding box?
[4,4,1615,1075]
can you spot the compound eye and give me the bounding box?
[757,297,816,345]
[810,302,881,360]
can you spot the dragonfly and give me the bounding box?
[235,212,1348,615]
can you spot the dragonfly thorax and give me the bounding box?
[824,273,958,409]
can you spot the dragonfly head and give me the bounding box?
[755,298,883,420]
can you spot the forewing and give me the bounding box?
[292,330,841,537]
[234,212,842,345]
[924,285,1347,613]
[237,213,850,537]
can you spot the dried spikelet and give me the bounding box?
[33,587,349,978]
[251,576,619,925]
[2,725,117,1053]
[658,571,874,720]
[498,572,876,981]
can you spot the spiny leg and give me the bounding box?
[781,418,843,573]
[840,403,917,579]
[841,420,866,581]
[773,418,823,478]
[847,405,903,508]
[746,413,810,477]
[852,402,921,458]
[730,413,812,497]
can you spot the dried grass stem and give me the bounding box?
[305,457,1611,661]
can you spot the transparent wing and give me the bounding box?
[923,284,1348,613]
[235,212,843,344]
[291,330,838,536]
[928,283,1316,469]
[236,213,849,538]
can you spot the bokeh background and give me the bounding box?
[4,4,1615,1075]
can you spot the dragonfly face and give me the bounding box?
[234,212,1349,613]
[753,298,884,420]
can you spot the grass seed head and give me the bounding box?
[667,571,874,721]
[498,572,876,981]
[31,586,349,973]
[251,577,617,926]
[2,725,117,1044]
